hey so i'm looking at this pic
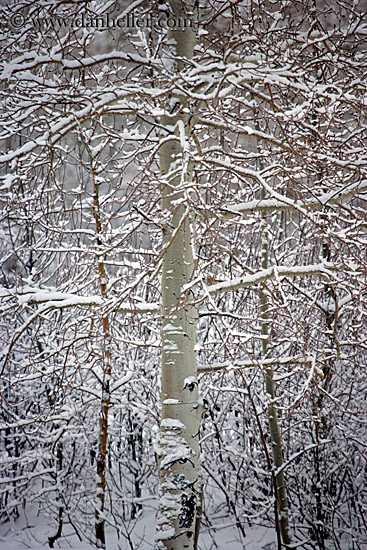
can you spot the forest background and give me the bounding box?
[0,1,366,549]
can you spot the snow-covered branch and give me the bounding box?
[198,355,313,374]
[220,180,367,217]
[205,262,335,297]
[0,50,159,81]
[16,288,160,313]
[13,261,337,314]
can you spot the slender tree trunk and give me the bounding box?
[48,442,64,548]
[259,188,291,547]
[92,165,111,549]
[127,399,143,520]
[252,86,291,544]
[310,230,338,548]
[155,3,201,549]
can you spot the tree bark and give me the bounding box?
[92,163,111,549]
[259,188,291,547]
[155,3,201,549]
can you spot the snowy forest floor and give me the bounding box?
[0,509,276,550]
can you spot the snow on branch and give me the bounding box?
[0,91,135,164]
[198,355,313,374]
[0,50,159,81]
[222,180,367,216]
[18,289,104,308]
[274,440,332,478]
[205,262,335,297]
[15,288,160,313]
[6,261,337,319]
[197,116,293,153]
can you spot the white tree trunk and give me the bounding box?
[155,2,201,549]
